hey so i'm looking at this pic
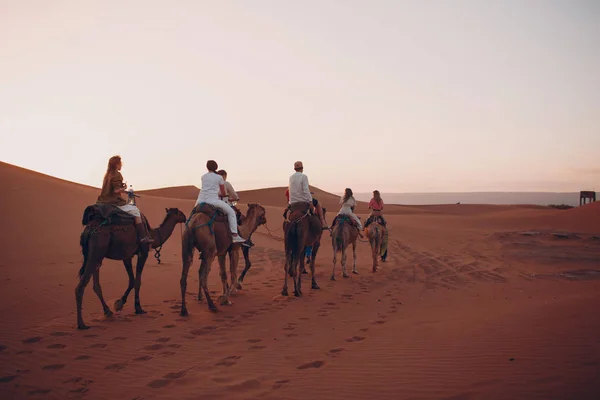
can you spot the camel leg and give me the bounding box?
[218,254,232,306]
[180,255,192,317]
[342,246,349,278]
[281,256,292,296]
[310,241,320,290]
[75,267,94,330]
[292,254,301,297]
[331,245,338,281]
[297,253,304,296]
[92,269,113,318]
[282,251,291,297]
[372,240,379,272]
[115,259,135,312]
[237,245,252,290]
[228,248,240,295]
[75,235,108,330]
[200,253,218,312]
[352,240,358,274]
[133,251,149,314]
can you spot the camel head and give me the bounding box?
[246,203,267,227]
[165,207,187,223]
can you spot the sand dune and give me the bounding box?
[1,161,599,399]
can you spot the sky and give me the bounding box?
[1,0,599,193]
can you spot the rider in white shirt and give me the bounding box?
[196,160,246,244]
[217,169,253,248]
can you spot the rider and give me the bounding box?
[96,155,154,245]
[196,160,246,244]
[217,169,253,248]
[286,161,329,230]
[364,189,387,228]
[333,188,363,237]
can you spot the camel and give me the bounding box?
[330,215,359,279]
[366,220,386,272]
[179,203,267,316]
[282,203,323,297]
[76,206,187,330]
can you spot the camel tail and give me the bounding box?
[79,231,90,278]
[332,225,343,253]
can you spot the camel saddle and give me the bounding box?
[189,203,243,225]
[365,215,386,227]
[286,202,313,222]
[331,214,360,229]
[82,203,137,226]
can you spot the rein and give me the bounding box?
[153,228,163,264]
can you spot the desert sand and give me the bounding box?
[1,160,599,399]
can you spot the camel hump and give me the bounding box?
[82,203,136,226]
[190,203,228,223]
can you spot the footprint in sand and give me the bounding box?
[147,370,188,389]
[216,355,241,367]
[248,345,266,350]
[346,336,366,342]
[22,336,43,344]
[47,344,67,349]
[112,336,127,341]
[329,348,345,354]
[372,320,386,325]
[148,379,170,389]
[42,364,65,371]
[247,339,262,343]
[87,343,107,349]
[0,375,16,383]
[285,333,299,338]
[163,324,176,328]
[74,355,92,360]
[159,351,176,356]
[50,332,70,337]
[191,326,217,336]
[272,379,291,389]
[297,361,325,370]
[83,334,99,339]
[28,389,51,395]
[144,344,165,351]
[156,337,171,343]
[146,330,161,334]
[105,363,127,372]
[133,355,153,362]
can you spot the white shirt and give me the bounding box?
[288,171,312,204]
[196,172,225,203]
[339,196,356,214]
[221,181,239,203]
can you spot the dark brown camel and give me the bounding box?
[330,215,359,279]
[179,203,267,316]
[76,206,187,330]
[282,203,323,297]
[366,220,385,272]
